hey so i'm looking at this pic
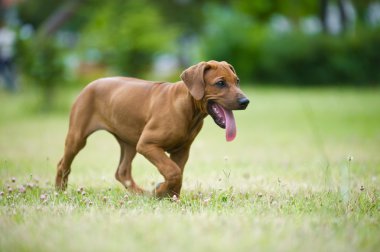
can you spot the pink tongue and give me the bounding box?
[222,107,236,142]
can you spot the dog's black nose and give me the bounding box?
[238,97,250,109]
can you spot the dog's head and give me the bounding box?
[180,60,249,141]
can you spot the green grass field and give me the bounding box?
[0,86,379,251]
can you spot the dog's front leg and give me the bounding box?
[170,147,190,173]
[137,143,182,198]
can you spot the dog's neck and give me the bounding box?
[187,93,207,142]
[192,97,208,115]
[175,81,206,116]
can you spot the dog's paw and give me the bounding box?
[155,182,164,190]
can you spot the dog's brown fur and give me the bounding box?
[55,60,249,197]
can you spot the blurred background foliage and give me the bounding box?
[1,0,380,106]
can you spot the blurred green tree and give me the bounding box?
[232,0,318,23]
[14,0,380,88]
[17,0,84,110]
[78,0,178,77]
[18,37,64,110]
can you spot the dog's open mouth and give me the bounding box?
[207,101,236,142]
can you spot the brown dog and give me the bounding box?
[55,60,249,197]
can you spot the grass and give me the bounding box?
[0,86,379,252]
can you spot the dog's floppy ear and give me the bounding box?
[180,61,210,100]
[222,61,236,74]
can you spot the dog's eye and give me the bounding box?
[215,81,226,88]
[237,79,240,86]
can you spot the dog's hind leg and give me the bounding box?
[114,138,145,194]
[55,131,88,190]
[55,97,100,191]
